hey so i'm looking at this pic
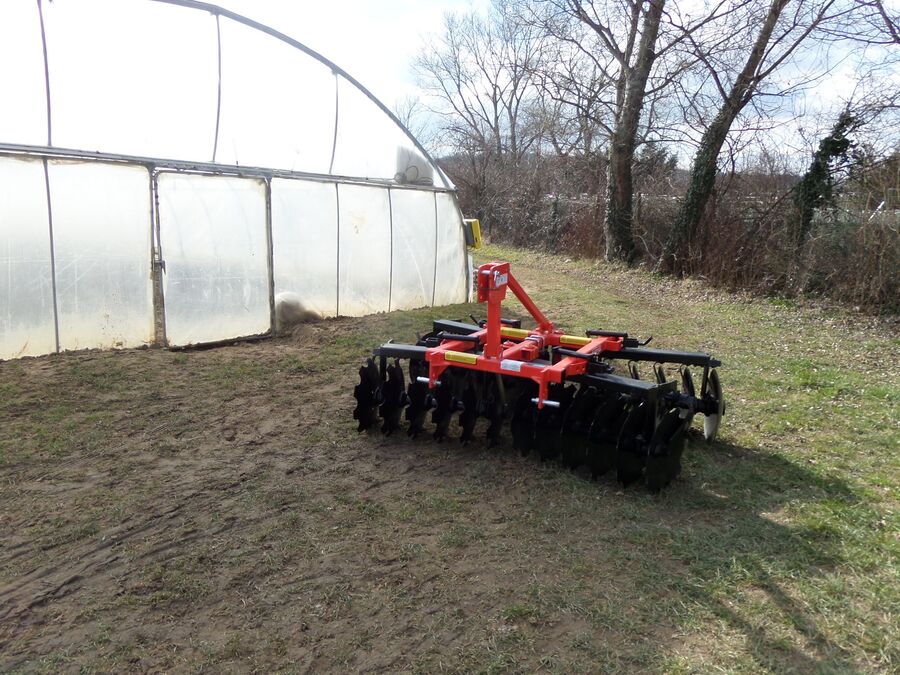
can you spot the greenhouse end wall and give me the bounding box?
[0,0,470,361]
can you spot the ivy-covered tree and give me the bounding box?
[792,110,860,249]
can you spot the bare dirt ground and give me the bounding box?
[2,320,623,673]
[1,247,897,673]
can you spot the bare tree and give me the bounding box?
[850,0,900,43]
[414,0,544,231]
[393,95,436,149]
[526,31,615,227]
[531,45,610,163]
[415,1,542,162]
[657,0,858,274]
[517,0,668,261]
[519,0,743,262]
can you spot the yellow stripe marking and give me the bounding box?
[500,327,530,340]
[445,350,478,365]
[559,334,592,347]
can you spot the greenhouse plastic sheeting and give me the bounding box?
[271,179,338,318]
[433,193,467,306]
[0,156,55,358]
[0,0,453,188]
[216,21,336,173]
[338,184,391,315]
[389,188,436,309]
[158,173,270,346]
[331,77,417,181]
[48,161,154,351]
[40,0,218,160]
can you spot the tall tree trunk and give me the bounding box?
[604,129,638,260]
[602,0,665,262]
[659,0,791,274]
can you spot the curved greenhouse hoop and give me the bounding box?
[148,0,451,188]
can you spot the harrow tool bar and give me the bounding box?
[353,261,725,492]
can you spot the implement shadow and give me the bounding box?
[372,417,872,671]
[651,438,868,672]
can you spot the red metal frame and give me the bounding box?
[424,261,623,408]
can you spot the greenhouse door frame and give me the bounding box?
[151,168,275,348]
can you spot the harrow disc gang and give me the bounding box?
[351,261,725,492]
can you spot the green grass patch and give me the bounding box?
[1,243,897,673]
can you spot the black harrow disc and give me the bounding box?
[559,386,600,469]
[431,371,456,441]
[654,364,667,384]
[405,359,430,437]
[458,373,481,444]
[378,359,407,435]
[534,384,575,461]
[352,358,382,432]
[644,408,688,493]
[585,395,626,479]
[703,368,725,442]
[510,381,538,455]
[681,367,696,398]
[678,367,697,430]
[616,402,651,487]
[484,375,506,447]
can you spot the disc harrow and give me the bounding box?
[352,261,725,492]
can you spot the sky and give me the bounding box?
[212,0,898,165]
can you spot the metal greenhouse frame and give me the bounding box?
[0,0,470,360]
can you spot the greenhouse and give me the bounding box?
[0,0,469,361]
